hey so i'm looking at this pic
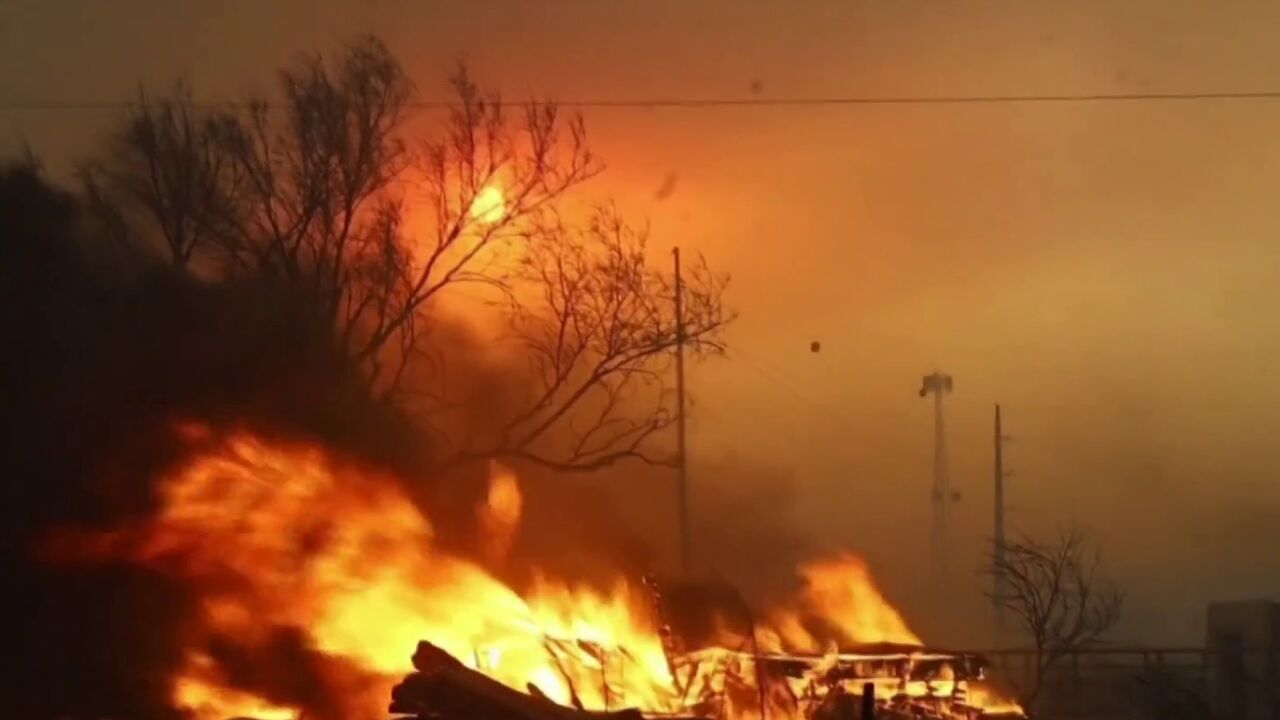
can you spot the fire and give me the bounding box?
[477,459,522,562]
[172,654,295,720]
[967,685,1028,716]
[47,428,1023,719]
[52,430,678,719]
[470,185,507,223]
[758,554,920,653]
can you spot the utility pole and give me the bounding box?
[919,371,954,583]
[673,247,691,574]
[993,403,1009,629]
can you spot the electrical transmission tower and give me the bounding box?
[919,371,955,582]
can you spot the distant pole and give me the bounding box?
[673,247,691,574]
[933,380,948,577]
[919,371,954,583]
[993,403,1007,629]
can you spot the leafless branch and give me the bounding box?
[429,204,730,471]
[984,526,1123,708]
[84,37,734,473]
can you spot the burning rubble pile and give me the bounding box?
[45,427,1024,720]
[388,640,653,720]
[386,639,1025,720]
[386,605,1025,720]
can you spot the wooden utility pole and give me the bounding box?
[993,404,1007,628]
[673,247,691,573]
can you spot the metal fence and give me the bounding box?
[976,647,1274,719]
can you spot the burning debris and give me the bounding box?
[390,641,652,720]
[44,428,1023,720]
[721,648,1027,719]
[385,640,1025,720]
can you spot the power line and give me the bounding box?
[5,89,1280,112]
[729,346,914,428]
[728,348,834,413]
[724,346,921,463]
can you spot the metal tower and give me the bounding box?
[919,371,954,581]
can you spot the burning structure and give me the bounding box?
[43,428,1023,720]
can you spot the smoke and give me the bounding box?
[0,160,437,718]
[0,158,819,719]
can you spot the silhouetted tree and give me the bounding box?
[468,206,729,470]
[81,37,731,471]
[984,527,1123,708]
[0,156,438,720]
[80,82,246,267]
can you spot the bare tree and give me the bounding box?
[984,527,1123,707]
[349,64,601,396]
[80,83,249,267]
[80,36,732,472]
[434,206,731,470]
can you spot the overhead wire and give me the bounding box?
[5,89,1280,112]
[719,346,924,465]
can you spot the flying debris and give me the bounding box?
[654,172,679,201]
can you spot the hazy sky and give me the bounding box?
[6,0,1280,644]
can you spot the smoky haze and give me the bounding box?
[3,0,1280,671]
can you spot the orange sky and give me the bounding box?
[6,0,1280,644]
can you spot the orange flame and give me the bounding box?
[798,554,920,648]
[172,654,295,720]
[48,428,1021,719]
[477,460,522,563]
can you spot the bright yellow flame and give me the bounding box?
[470,185,507,224]
[173,653,296,720]
[49,428,1023,720]
[67,431,677,718]
[967,684,1026,716]
[757,554,920,653]
[796,553,921,646]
